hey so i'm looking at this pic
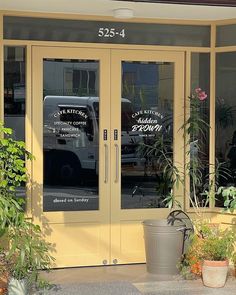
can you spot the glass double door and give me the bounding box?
[32,46,184,267]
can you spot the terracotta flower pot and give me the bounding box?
[202,260,229,288]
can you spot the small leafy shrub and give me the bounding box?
[217,186,236,213]
[0,122,54,290]
[0,123,33,195]
[200,226,236,261]
[7,219,55,289]
[178,234,203,279]
[179,223,236,279]
[0,123,33,233]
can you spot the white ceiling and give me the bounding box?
[0,0,236,21]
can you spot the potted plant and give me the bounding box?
[0,122,54,293]
[141,88,210,274]
[0,122,34,294]
[181,223,236,287]
[200,225,235,288]
[140,87,236,283]
[141,88,211,211]
[7,219,55,295]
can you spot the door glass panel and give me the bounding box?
[215,52,236,207]
[121,61,174,209]
[43,59,99,211]
[4,46,25,141]
[4,46,26,207]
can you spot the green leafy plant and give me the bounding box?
[138,135,183,207]
[188,223,235,262]
[200,226,236,261]
[6,220,55,288]
[0,122,33,234]
[179,223,236,279]
[0,122,33,193]
[178,224,206,279]
[0,194,23,237]
[182,88,212,215]
[0,122,54,290]
[139,88,212,213]
[217,186,236,213]
[139,88,234,218]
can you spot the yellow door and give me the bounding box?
[110,49,185,264]
[31,46,184,267]
[32,46,111,267]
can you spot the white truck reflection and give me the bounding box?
[43,96,144,185]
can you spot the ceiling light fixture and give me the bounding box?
[113,8,134,19]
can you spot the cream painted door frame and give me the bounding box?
[31,46,185,267]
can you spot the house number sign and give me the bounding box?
[98,28,126,38]
[4,16,210,47]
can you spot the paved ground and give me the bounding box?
[35,278,236,295]
[135,278,236,294]
[35,264,236,295]
[36,281,142,295]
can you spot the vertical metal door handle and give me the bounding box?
[104,144,108,183]
[115,144,119,183]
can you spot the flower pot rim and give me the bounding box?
[203,259,229,267]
